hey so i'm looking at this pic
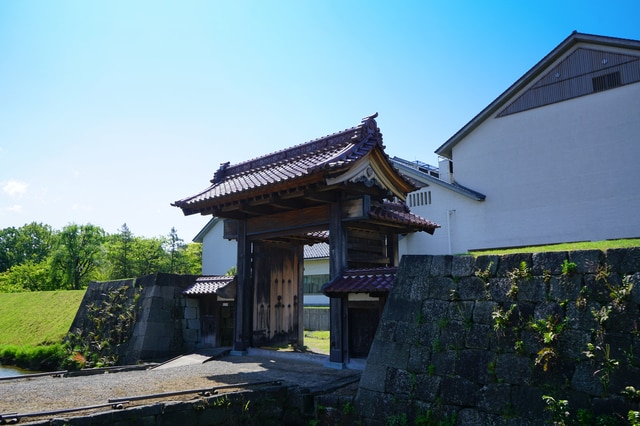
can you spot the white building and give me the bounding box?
[400,32,640,254]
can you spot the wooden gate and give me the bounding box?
[252,242,302,347]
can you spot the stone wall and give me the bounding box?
[68,273,200,365]
[355,248,640,425]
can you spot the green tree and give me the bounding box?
[0,223,53,272]
[0,260,55,292]
[134,237,167,276]
[51,224,106,289]
[164,227,185,274]
[107,223,135,279]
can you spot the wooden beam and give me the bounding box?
[246,205,330,237]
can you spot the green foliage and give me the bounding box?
[0,223,202,292]
[530,315,567,372]
[561,259,577,275]
[51,223,106,290]
[385,413,407,426]
[542,395,570,425]
[0,223,54,273]
[65,284,141,367]
[491,304,516,333]
[0,343,68,371]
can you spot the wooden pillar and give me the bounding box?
[232,219,252,353]
[296,243,305,347]
[329,200,348,366]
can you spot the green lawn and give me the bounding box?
[468,238,640,256]
[304,330,330,355]
[0,290,85,346]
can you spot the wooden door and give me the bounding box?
[253,242,301,347]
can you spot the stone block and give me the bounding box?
[457,276,486,301]
[359,362,388,392]
[407,344,431,373]
[549,274,583,301]
[430,255,452,277]
[475,255,498,277]
[440,376,477,406]
[476,383,512,415]
[427,276,456,301]
[413,374,441,402]
[447,301,474,323]
[606,247,640,274]
[183,328,199,342]
[569,249,604,273]
[532,250,567,275]
[473,301,498,325]
[496,353,531,385]
[384,296,421,323]
[187,319,200,330]
[184,306,198,320]
[456,349,494,384]
[465,324,491,350]
[497,253,533,277]
[451,255,475,278]
[487,277,511,303]
[517,276,547,302]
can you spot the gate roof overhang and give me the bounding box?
[173,114,439,241]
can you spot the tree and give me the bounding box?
[108,223,134,279]
[51,224,106,290]
[164,227,185,274]
[0,223,53,272]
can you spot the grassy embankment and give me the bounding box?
[0,290,85,370]
[468,238,640,255]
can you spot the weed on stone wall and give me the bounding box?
[65,283,142,367]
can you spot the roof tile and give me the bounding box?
[322,267,397,295]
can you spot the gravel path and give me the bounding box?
[0,353,360,424]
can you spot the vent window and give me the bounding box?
[408,191,432,207]
[592,71,621,92]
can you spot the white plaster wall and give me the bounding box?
[449,82,640,249]
[200,221,238,275]
[399,186,483,255]
[304,258,330,275]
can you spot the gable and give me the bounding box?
[435,32,640,159]
[498,47,640,117]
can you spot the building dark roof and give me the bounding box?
[183,275,236,298]
[322,267,397,295]
[173,113,417,217]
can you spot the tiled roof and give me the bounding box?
[322,267,397,295]
[174,114,395,212]
[370,201,440,234]
[183,275,236,298]
[304,242,330,259]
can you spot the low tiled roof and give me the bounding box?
[370,201,440,234]
[322,267,397,295]
[183,275,236,298]
[304,242,330,259]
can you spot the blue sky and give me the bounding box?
[1,1,639,240]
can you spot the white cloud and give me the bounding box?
[71,203,93,212]
[2,179,28,198]
[5,204,23,213]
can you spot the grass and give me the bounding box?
[0,290,85,346]
[304,330,330,355]
[469,238,640,256]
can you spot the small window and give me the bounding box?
[592,71,621,92]
[409,190,432,207]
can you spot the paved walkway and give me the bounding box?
[0,350,361,424]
